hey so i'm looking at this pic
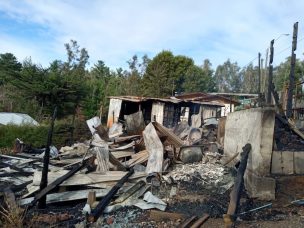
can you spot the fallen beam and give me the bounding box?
[113,180,145,204]
[149,210,186,222]
[29,162,84,208]
[179,216,197,228]
[223,143,251,228]
[88,168,134,223]
[190,214,209,228]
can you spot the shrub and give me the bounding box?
[0,120,91,149]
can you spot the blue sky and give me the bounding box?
[0,0,303,70]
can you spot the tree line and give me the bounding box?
[0,40,303,121]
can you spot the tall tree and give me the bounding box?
[0,53,22,111]
[143,51,197,97]
[273,57,304,92]
[142,51,176,97]
[240,64,259,93]
[214,59,242,92]
[0,53,22,85]
[202,59,216,92]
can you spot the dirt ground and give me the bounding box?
[20,166,304,227]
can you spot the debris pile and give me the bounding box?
[0,110,231,227]
[1,108,303,227]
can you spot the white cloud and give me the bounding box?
[0,0,303,69]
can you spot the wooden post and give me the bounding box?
[267,40,274,104]
[223,143,251,228]
[258,52,261,93]
[287,22,299,118]
[38,106,57,209]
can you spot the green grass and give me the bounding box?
[0,120,91,149]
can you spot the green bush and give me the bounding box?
[0,120,91,149]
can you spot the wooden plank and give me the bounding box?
[127,150,149,167]
[114,180,145,204]
[112,151,134,159]
[30,162,84,207]
[143,123,164,174]
[18,189,110,206]
[33,171,146,186]
[152,122,183,148]
[22,184,40,198]
[149,210,186,222]
[0,154,31,161]
[95,146,109,173]
[113,135,141,144]
[109,141,135,152]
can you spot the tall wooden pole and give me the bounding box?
[286,22,298,118]
[258,52,261,93]
[38,106,57,209]
[263,49,269,93]
[267,40,274,104]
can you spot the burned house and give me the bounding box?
[106,93,239,129]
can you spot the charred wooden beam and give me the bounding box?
[287,22,298,118]
[88,168,134,223]
[38,106,57,209]
[29,162,84,208]
[223,143,251,228]
[190,213,210,228]
[179,216,197,228]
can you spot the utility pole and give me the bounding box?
[267,39,274,104]
[258,52,261,93]
[286,22,298,118]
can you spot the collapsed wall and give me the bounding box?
[224,107,276,200]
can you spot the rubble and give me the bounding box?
[1,97,304,228]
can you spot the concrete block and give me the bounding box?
[224,107,275,176]
[271,151,294,175]
[245,171,276,200]
[294,152,304,174]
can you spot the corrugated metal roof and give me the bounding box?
[0,112,39,126]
